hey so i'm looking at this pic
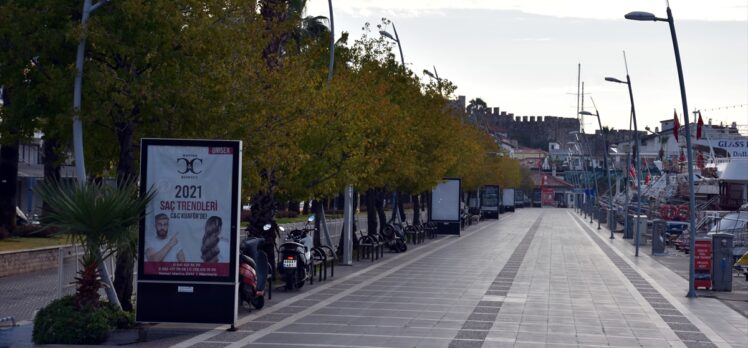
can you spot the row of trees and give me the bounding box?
[0,0,528,309]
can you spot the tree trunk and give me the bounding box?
[41,136,61,216]
[425,191,432,222]
[249,186,277,277]
[397,192,406,223]
[113,120,136,310]
[113,251,134,311]
[375,189,387,233]
[288,200,299,216]
[302,200,310,215]
[411,194,420,225]
[0,142,19,238]
[366,188,377,236]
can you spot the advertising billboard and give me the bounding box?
[430,178,461,235]
[137,139,241,325]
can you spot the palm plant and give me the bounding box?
[36,179,155,309]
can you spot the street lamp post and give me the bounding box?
[580,108,614,238]
[570,132,589,218]
[606,65,642,256]
[72,0,109,185]
[624,5,698,298]
[576,132,598,223]
[379,23,405,69]
[567,143,582,213]
[71,0,122,311]
[621,143,631,240]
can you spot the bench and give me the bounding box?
[310,245,335,284]
[404,224,419,245]
[356,231,383,262]
[469,214,481,225]
[423,222,437,239]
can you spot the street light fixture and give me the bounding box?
[379,23,405,69]
[625,4,698,298]
[580,108,615,238]
[423,66,443,91]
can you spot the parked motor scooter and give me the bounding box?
[239,234,273,310]
[382,219,408,252]
[277,215,315,290]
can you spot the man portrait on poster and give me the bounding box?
[145,213,186,262]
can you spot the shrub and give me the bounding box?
[32,296,135,344]
[104,304,136,329]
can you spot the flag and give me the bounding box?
[673,109,680,140]
[629,164,636,179]
[645,173,651,185]
[696,111,704,140]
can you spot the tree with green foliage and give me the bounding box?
[0,0,78,238]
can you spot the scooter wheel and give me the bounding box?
[284,272,295,290]
[251,296,265,309]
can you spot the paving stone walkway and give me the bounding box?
[158,208,746,348]
[4,208,745,347]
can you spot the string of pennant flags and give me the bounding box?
[694,104,747,112]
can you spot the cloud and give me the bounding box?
[307,0,747,22]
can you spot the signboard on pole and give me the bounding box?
[541,187,554,206]
[694,239,712,289]
[430,178,461,235]
[136,139,241,325]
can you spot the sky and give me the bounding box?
[305,0,748,133]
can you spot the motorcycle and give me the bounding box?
[277,215,315,290]
[381,219,408,252]
[239,234,272,310]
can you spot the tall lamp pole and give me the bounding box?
[606,55,642,256]
[325,0,352,266]
[73,0,109,185]
[624,5,698,298]
[580,106,614,238]
[72,0,121,311]
[580,120,599,229]
[574,131,597,223]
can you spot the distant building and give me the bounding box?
[2,133,75,217]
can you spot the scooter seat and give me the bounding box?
[241,254,256,268]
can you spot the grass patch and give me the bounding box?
[276,216,310,224]
[0,235,70,252]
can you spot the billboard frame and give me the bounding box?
[136,138,241,326]
[430,178,462,235]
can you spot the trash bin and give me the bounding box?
[712,233,733,291]
[624,214,634,239]
[651,219,666,255]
